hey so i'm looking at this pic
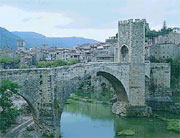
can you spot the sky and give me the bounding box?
[0,0,179,41]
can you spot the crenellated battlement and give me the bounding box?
[118,19,146,25]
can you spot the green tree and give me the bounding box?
[19,65,29,69]
[0,56,20,64]
[0,79,21,132]
[166,58,180,90]
[38,59,80,68]
[162,20,167,30]
[53,59,67,67]
[38,59,67,68]
[145,30,159,38]
[145,20,173,39]
[67,58,80,65]
[38,61,53,68]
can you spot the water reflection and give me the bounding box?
[61,100,179,138]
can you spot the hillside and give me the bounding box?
[0,27,99,49]
[0,27,20,49]
[13,32,99,48]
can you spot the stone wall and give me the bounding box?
[0,68,58,136]
[149,63,171,102]
[146,63,173,111]
[150,63,170,89]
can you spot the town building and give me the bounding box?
[17,40,25,51]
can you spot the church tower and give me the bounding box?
[17,40,25,51]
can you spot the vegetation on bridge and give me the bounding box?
[0,79,22,133]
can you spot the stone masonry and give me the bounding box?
[0,62,145,136]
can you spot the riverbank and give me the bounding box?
[68,93,111,105]
[0,115,33,138]
[152,111,180,133]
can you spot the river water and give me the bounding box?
[61,99,179,138]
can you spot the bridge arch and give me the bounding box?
[63,66,129,105]
[96,71,128,102]
[18,94,38,124]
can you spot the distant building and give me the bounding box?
[0,46,17,58]
[17,40,25,51]
[91,43,117,62]
[105,36,118,43]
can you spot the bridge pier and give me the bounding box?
[112,102,151,117]
[33,97,62,137]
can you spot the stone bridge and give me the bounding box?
[0,62,150,136]
[0,19,154,137]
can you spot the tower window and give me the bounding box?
[121,46,128,58]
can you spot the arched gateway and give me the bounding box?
[0,19,150,137]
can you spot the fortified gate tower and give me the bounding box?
[116,19,146,106]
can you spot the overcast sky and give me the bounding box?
[0,0,179,41]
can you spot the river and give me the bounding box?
[61,99,179,138]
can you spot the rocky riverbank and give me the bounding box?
[69,93,111,105]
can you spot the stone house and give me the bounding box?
[91,43,116,62]
[154,32,180,45]
[146,31,180,60]
[150,43,180,60]
[0,46,17,58]
[56,48,72,61]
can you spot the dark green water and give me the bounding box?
[61,100,179,138]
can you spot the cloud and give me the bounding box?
[0,5,72,35]
[0,0,179,41]
[0,5,117,41]
[55,12,92,29]
[112,0,180,30]
[51,28,117,42]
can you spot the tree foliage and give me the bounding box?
[67,58,80,65]
[38,59,67,68]
[38,58,79,68]
[166,58,180,89]
[19,65,29,69]
[145,28,173,38]
[0,79,22,132]
[0,56,20,64]
[145,21,173,38]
